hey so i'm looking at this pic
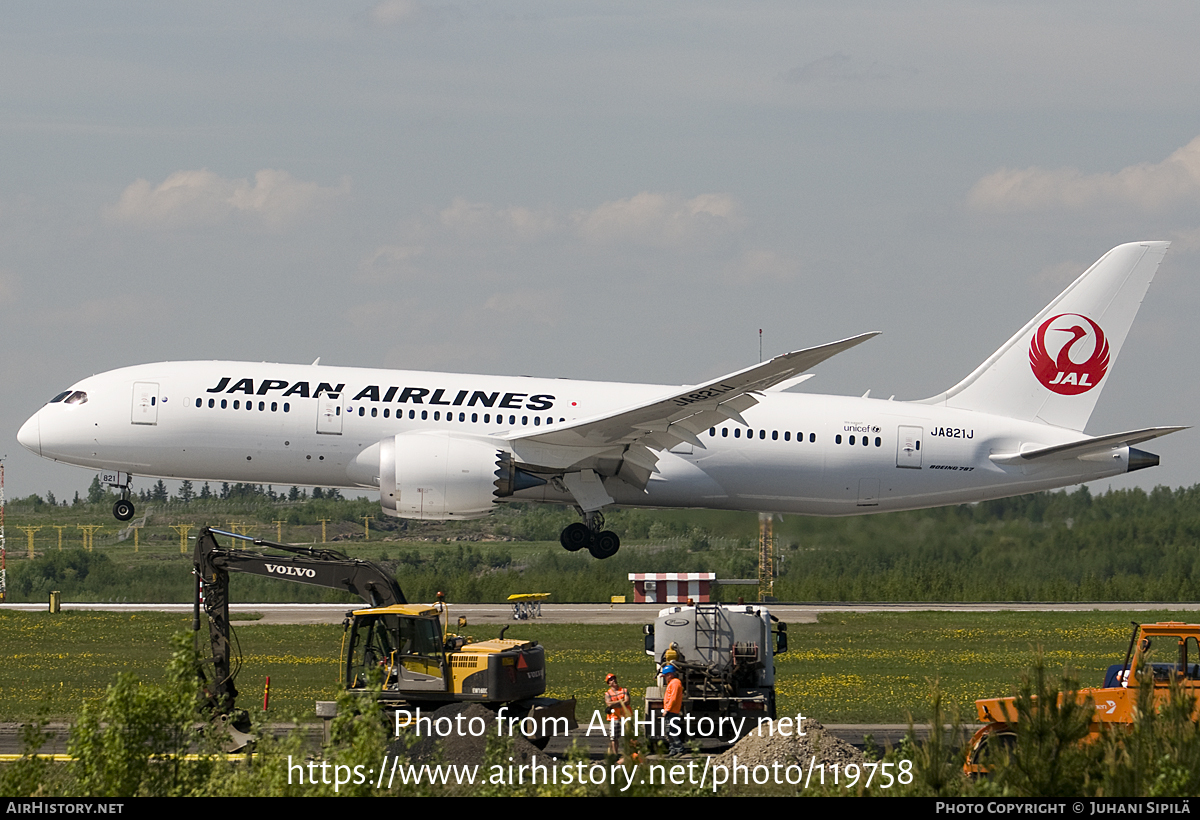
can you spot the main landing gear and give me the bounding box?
[559,511,620,560]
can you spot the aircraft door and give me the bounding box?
[316,394,343,435]
[131,382,159,425]
[897,426,922,468]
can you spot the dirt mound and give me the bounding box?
[713,719,863,770]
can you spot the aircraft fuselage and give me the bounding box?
[17,360,1131,517]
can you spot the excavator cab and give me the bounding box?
[345,606,449,694]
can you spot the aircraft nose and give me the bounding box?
[17,412,40,456]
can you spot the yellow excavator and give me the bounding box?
[192,527,573,745]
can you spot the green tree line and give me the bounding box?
[9,483,1200,603]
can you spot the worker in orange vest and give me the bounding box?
[604,673,634,761]
[661,664,685,756]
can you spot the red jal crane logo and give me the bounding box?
[1029,313,1109,395]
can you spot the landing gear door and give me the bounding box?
[897,425,922,469]
[316,394,343,435]
[131,382,159,425]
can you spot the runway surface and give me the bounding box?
[5,600,1200,625]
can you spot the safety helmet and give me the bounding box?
[606,673,617,683]
[662,664,677,676]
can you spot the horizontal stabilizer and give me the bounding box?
[988,425,1188,465]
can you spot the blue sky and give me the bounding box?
[5,1,1200,500]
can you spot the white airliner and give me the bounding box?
[16,242,1186,558]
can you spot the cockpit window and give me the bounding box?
[63,391,88,405]
[49,391,72,403]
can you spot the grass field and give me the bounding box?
[3,608,1195,727]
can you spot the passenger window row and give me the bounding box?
[708,427,817,443]
[834,434,882,447]
[345,407,563,427]
[196,398,291,413]
[192,398,567,428]
[192,397,568,428]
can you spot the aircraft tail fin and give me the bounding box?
[920,241,1169,431]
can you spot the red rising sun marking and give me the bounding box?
[1029,313,1109,395]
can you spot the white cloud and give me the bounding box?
[480,289,564,326]
[968,135,1200,212]
[572,192,742,248]
[371,0,422,25]
[359,191,749,289]
[1166,225,1200,253]
[105,169,349,229]
[358,244,426,282]
[431,191,743,250]
[439,198,558,243]
[725,249,800,282]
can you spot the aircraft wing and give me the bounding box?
[505,332,879,488]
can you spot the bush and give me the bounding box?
[982,652,1095,796]
[68,633,217,796]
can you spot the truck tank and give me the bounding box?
[642,602,787,736]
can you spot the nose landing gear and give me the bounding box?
[103,470,136,521]
[113,498,135,522]
[559,511,620,559]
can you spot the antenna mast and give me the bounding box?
[1,462,7,602]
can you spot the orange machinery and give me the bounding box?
[964,621,1200,773]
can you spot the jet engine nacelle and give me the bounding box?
[378,433,502,520]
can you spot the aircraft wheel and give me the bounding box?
[113,499,135,521]
[560,523,591,552]
[589,530,620,559]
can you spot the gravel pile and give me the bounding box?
[390,702,541,768]
[712,719,863,770]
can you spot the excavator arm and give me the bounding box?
[191,526,405,716]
